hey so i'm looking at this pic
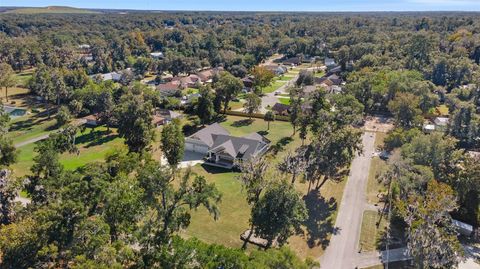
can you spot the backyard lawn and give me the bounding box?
[9,113,57,145]
[183,115,347,259]
[11,127,125,177]
[14,69,34,87]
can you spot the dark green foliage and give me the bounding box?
[160,119,185,168]
[115,94,154,153]
[251,180,308,247]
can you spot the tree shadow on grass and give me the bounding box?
[269,136,293,156]
[74,129,117,148]
[10,113,52,132]
[231,119,253,127]
[302,189,338,249]
[200,163,232,174]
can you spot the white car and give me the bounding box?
[274,90,281,95]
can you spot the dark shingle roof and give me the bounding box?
[209,134,266,160]
[189,123,230,147]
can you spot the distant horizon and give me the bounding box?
[2,0,480,12]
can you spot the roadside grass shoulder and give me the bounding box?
[359,210,388,252]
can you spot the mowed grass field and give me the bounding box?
[183,115,347,259]
[12,127,124,177]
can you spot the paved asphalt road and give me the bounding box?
[320,132,376,269]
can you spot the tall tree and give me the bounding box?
[251,66,275,95]
[388,93,422,128]
[138,165,221,253]
[160,119,185,169]
[243,93,261,119]
[216,71,243,114]
[196,86,215,125]
[397,180,464,269]
[264,111,275,130]
[251,180,307,248]
[115,94,154,153]
[0,63,16,102]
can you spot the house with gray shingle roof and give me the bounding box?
[185,123,270,168]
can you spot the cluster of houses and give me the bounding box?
[157,67,224,96]
[270,59,345,117]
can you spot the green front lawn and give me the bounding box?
[263,80,287,94]
[228,100,245,111]
[277,75,295,81]
[367,133,388,204]
[278,97,291,105]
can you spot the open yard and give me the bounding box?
[9,113,57,145]
[11,127,124,177]
[263,79,287,94]
[182,115,347,259]
[14,69,34,87]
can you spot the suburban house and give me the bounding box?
[157,82,181,96]
[271,103,291,116]
[156,109,182,123]
[82,114,99,126]
[197,67,223,83]
[283,57,302,66]
[434,117,449,132]
[151,109,183,127]
[90,71,123,82]
[324,57,336,67]
[264,64,288,76]
[327,74,343,85]
[172,75,201,89]
[185,123,270,168]
[150,52,164,59]
[152,115,165,127]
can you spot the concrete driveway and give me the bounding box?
[160,151,205,168]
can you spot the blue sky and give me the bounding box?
[2,0,480,11]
